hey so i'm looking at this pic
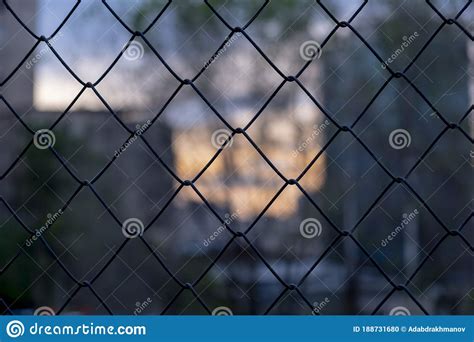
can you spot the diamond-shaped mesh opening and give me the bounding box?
[195,239,286,315]
[353,185,446,284]
[407,237,473,314]
[194,33,284,117]
[408,131,473,226]
[0,0,472,316]
[93,240,182,315]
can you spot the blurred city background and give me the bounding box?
[0,0,473,315]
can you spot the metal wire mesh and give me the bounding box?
[0,0,473,315]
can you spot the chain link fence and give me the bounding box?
[0,0,473,315]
